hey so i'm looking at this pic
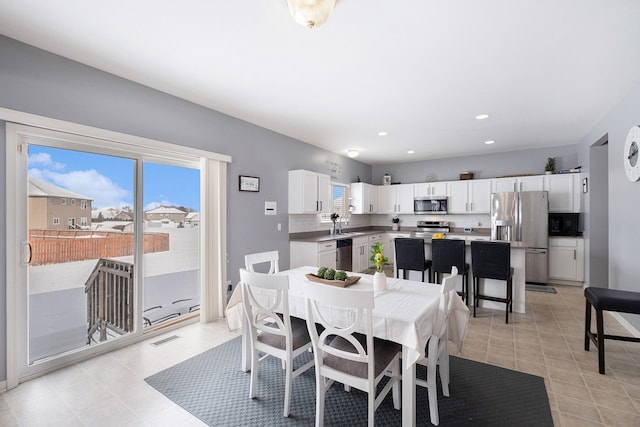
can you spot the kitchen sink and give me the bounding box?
[336,232,367,237]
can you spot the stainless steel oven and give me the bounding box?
[414,197,447,214]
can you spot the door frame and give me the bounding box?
[4,108,230,388]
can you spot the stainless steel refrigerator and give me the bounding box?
[490,191,549,284]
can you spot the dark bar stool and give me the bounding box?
[584,287,640,374]
[471,241,514,323]
[432,239,470,304]
[394,238,432,282]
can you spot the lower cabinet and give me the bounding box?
[548,237,584,283]
[352,236,370,273]
[290,241,337,269]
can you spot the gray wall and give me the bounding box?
[0,35,370,382]
[577,81,640,330]
[371,145,579,185]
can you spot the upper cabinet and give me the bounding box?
[288,169,330,214]
[377,184,414,214]
[414,182,448,198]
[545,173,581,213]
[448,180,491,214]
[347,172,582,216]
[350,182,378,214]
[491,175,544,193]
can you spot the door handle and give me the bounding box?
[24,242,32,264]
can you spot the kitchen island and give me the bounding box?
[290,229,528,314]
[418,238,527,314]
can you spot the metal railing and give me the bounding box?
[85,258,134,344]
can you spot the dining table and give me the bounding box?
[226,266,470,427]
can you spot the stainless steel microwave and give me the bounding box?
[414,197,447,214]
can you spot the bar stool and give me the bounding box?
[432,239,470,304]
[470,241,514,323]
[394,238,432,282]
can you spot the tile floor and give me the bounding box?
[1,284,639,426]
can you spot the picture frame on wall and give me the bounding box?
[239,175,260,192]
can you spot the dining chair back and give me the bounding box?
[244,250,280,274]
[394,238,432,282]
[470,241,514,323]
[432,238,470,303]
[416,266,459,426]
[305,284,401,427]
[239,268,313,417]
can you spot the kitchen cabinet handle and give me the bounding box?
[574,250,576,260]
[470,202,473,211]
[319,201,323,211]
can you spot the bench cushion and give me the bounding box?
[585,287,640,315]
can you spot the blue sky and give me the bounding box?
[28,145,200,211]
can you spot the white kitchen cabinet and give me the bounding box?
[386,232,411,265]
[350,182,377,214]
[288,169,330,214]
[545,173,581,213]
[290,240,337,269]
[491,175,544,193]
[414,182,448,198]
[377,184,414,214]
[448,179,491,213]
[352,236,370,272]
[548,237,584,283]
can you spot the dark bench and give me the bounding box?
[584,287,640,374]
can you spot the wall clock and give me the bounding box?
[624,125,640,182]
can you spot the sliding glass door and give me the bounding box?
[6,123,210,384]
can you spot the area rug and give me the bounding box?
[526,284,558,293]
[145,337,553,426]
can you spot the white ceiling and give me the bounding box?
[1,0,640,165]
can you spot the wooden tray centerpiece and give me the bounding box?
[305,271,361,288]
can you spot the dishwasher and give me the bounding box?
[336,238,353,271]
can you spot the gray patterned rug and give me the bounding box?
[145,337,553,426]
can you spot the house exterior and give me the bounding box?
[144,206,187,224]
[28,178,93,230]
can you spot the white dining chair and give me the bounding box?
[305,283,401,427]
[416,265,459,426]
[239,268,314,417]
[245,250,279,274]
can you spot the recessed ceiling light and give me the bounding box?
[408,150,415,154]
[476,114,490,120]
[485,140,495,145]
[347,149,359,158]
[378,131,388,136]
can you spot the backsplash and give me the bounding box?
[288,214,372,233]
[289,213,489,233]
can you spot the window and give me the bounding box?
[71,199,76,205]
[321,183,350,222]
[80,217,87,227]
[61,198,66,205]
[52,217,60,225]
[68,218,75,229]
[80,200,87,210]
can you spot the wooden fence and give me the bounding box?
[85,258,134,344]
[28,229,169,265]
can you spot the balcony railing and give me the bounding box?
[85,258,134,344]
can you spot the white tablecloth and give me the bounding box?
[226,266,469,364]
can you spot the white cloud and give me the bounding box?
[28,152,65,170]
[30,168,132,209]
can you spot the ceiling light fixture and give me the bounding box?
[347,149,359,158]
[285,0,336,29]
[485,140,495,145]
[378,131,388,136]
[408,150,415,154]
[476,114,490,120]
